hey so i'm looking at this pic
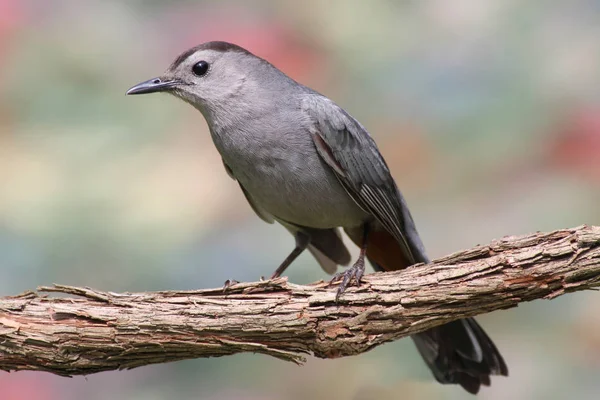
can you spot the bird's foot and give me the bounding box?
[222,279,240,292]
[329,258,365,301]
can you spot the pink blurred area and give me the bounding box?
[1,373,57,400]
[548,108,600,183]
[0,1,599,400]
[0,0,23,53]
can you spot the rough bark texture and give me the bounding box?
[1,225,599,376]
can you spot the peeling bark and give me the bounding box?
[1,225,599,376]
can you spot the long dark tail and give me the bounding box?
[412,318,508,394]
[346,225,509,394]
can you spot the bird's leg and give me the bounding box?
[270,231,311,279]
[330,224,369,300]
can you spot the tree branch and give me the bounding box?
[1,225,599,376]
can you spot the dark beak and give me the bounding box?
[126,77,180,95]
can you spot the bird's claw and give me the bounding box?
[329,260,365,301]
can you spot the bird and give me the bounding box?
[127,41,508,394]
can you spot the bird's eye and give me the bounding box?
[192,61,209,76]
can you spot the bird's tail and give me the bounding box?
[412,318,508,394]
[345,224,508,394]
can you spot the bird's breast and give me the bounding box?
[211,126,367,229]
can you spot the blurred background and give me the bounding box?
[1,0,599,399]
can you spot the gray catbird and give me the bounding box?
[127,41,508,394]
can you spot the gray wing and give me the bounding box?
[302,95,428,264]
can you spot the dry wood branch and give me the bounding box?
[1,225,599,376]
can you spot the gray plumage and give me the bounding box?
[127,41,508,394]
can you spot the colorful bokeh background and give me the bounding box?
[1,1,600,399]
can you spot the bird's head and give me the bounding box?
[127,41,278,118]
